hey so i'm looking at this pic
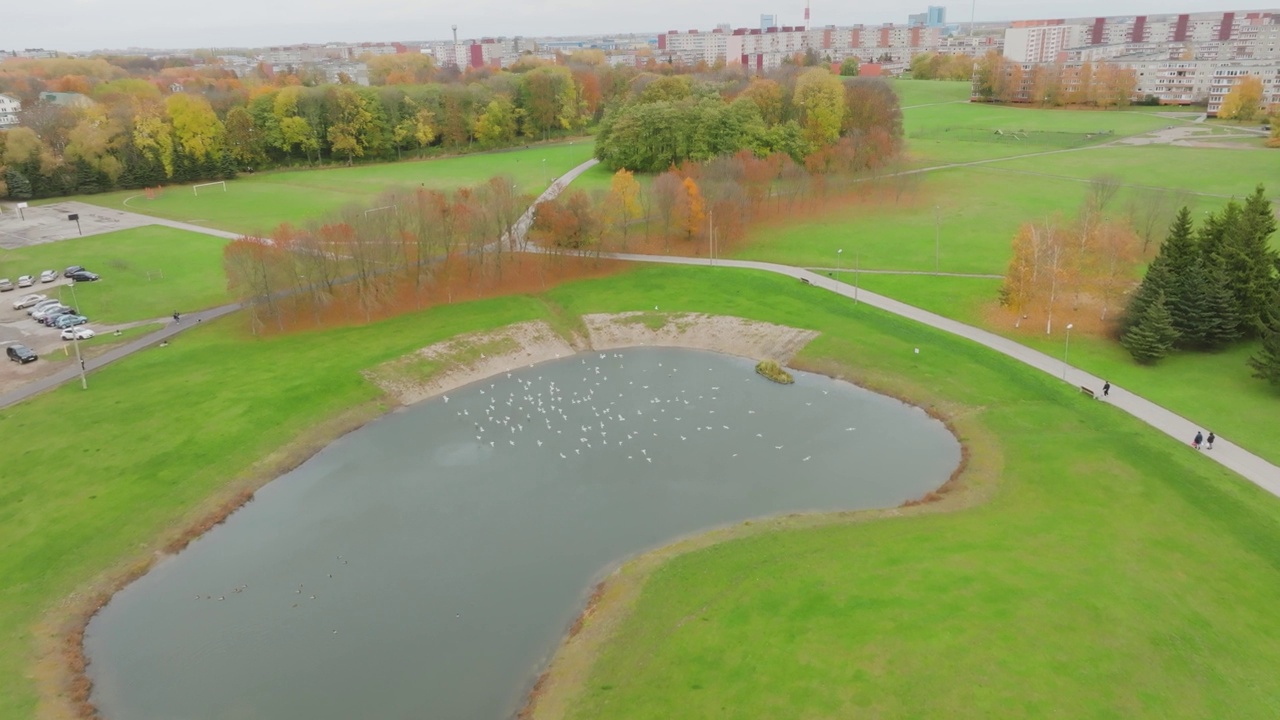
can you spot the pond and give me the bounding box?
[85,347,961,720]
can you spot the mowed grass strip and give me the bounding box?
[76,141,596,236]
[0,226,230,323]
[2,266,1280,717]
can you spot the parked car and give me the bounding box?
[39,269,58,283]
[43,310,79,326]
[0,279,13,292]
[28,299,63,315]
[61,327,96,341]
[53,314,88,329]
[70,271,100,283]
[13,293,47,310]
[17,275,34,288]
[63,266,85,278]
[7,344,37,363]
[34,305,73,323]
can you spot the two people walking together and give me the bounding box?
[1193,430,1216,450]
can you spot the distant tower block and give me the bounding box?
[452,25,458,45]
[805,0,811,30]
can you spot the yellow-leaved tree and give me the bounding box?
[1217,75,1263,122]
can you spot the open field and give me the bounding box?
[4,266,1280,720]
[74,141,596,236]
[0,226,230,323]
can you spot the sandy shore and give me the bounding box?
[365,312,819,405]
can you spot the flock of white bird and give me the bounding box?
[443,352,855,466]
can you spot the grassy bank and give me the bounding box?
[2,265,1280,717]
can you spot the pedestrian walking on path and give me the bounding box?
[173,310,181,323]
[1193,431,1204,450]
[1207,431,1216,450]
[1102,380,1111,397]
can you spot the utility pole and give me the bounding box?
[708,209,714,265]
[854,252,860,305]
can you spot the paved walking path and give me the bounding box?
[600,251,1280,498]
[806,267,1003,279]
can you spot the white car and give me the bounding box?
[39,270,58,283]
[17,275,34,288]
[61,327,95,341]
[13,293,47,310]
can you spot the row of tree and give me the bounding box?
[1120,188,1279,379]
[595,69,902,171]
[973,53,1140,109]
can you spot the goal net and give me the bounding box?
[193,181,227,196]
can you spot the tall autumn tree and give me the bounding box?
[1217,75,1264,122]
[793,67,845,148]
[604,168,642,246]
[166,92,224,162]
[677,176,706,242]
[326,86,376,165]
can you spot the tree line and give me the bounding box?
[0,61,611,200]
[595,68,902,171]
[972,52,1139,109]
[1120,188,1279,386]
[225,134,913,331]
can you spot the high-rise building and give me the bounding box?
[927,6,947,27]
[761,14,778,32]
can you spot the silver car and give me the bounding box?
[12,293,47,310]
[17,275,34,288]
[0,278,13,292]
[39,270,58,283]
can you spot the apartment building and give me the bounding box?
[657,23,943,72]
[1004,23,1088,62]
[1204,61,1280,113]
[0,93,20,128]
[1004,10,1279,63]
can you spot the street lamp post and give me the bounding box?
[836,248,842,287]
[542,158,547,187]
[1062,323,1074,380]
[59,283,87,389]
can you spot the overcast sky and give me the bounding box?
[2,1,1267,52]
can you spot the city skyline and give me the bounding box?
[3,0,1272,52]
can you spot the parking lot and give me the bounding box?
[0,271,151,395]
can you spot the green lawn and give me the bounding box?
[0,226,230,323]
[887,78,972,107]
[982,145,1280,200]
[734,168,1093,274]
[4,266,1280,720]
[852,273,1280,467]
[75,141,596,236]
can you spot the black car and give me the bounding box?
[63,266,86,278]
[70,271,100,283]
[7,344,37,364]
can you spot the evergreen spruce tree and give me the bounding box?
[1157,209,1210,347]
[3,169,32,200]
[1122,291,1178,364]
[1248,323,1280,388]
[1121,257,1173,336]
[1208,192,1278,337]
[1201,259,1242,349]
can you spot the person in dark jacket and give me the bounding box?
[1193,431,1203,450]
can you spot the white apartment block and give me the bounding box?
[0,93,20,127]
[1203,61,1280,113]
[1004,10,1279,63]
[1004,24,1088,62]
[657,24,944,72]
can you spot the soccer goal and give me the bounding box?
[193,181,227,196]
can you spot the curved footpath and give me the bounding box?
[3,157,1277,500]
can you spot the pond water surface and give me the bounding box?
[85,347,960,720]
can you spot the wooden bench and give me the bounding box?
[799,277,811,285]
[1079,386,1096,399]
